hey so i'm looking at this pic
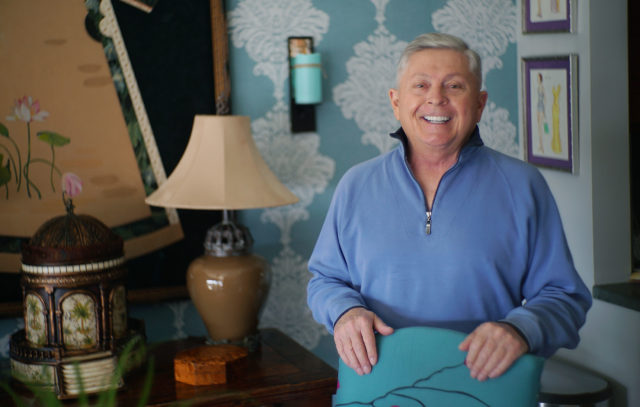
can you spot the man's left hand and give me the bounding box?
[458,322,529,381]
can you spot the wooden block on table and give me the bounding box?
[174,344,248,385]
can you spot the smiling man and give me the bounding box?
[307,33,591,382]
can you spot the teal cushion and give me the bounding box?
[334,326,544,407]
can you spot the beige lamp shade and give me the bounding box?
[145,115,298,210]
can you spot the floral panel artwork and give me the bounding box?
[0,0,182,276]
[24,293,47,346]
[111,285,127,338]
[61,293,97,349]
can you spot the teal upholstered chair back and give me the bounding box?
[334,326,545,407]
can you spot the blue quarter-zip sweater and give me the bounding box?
[307,127,591,358]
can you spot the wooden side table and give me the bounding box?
[0,328,337,406]
[137,328,337,406]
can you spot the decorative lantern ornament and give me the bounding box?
[9,173,145,398]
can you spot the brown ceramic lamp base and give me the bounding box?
[186,253,269,344]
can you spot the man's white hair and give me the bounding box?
[396,32,482,89]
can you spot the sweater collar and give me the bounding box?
[390,125,484,163]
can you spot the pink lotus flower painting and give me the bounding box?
[7,96,50,123]
[1,96,71,199]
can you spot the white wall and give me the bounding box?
[518,1,640,405]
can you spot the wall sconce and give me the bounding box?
[288,36,322,133]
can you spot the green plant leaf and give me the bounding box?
[95,335,147,406]
[36,131,70,147]
[1,335,156,405]
[135,356,155,407]
[0,122,8,138]
[26,383,62,407]
[72,362,89,407]
[0,381,27,407]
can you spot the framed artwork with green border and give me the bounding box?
[0,0,224,313]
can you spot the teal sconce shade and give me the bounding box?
[288,36,319,133]
[292,53,322,104]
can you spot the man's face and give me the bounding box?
[389,49,488,156]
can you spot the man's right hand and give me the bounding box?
[333,307,394,375]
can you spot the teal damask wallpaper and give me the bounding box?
[0,0,518,368]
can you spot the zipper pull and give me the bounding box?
[426,211,432,235]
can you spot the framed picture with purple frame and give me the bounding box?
[522,55,578,173]
[523,0,574,33]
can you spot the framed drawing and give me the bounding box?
[523,0,573,33]
[522,55,578,173]
[0,0,226,314]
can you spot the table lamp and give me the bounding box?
[145,115,298,349]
